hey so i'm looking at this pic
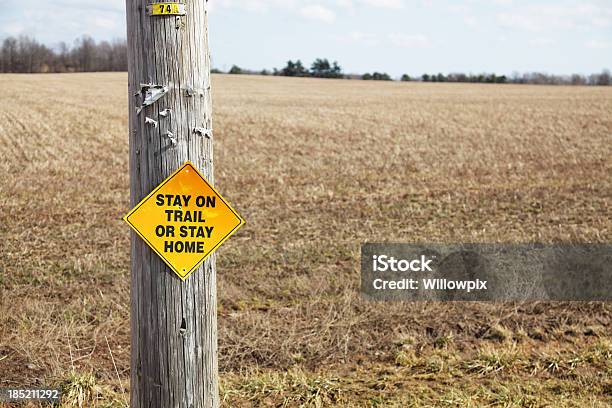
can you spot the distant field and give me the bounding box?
[0,73,611,407]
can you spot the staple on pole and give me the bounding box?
[165,131,177,145]
[159,108,172,118]
[184,86,205,97]
[145,117,158,128]
[194,127,213,138]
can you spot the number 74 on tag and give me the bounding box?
[147,2,187,16]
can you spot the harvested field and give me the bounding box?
[0,73,611,407]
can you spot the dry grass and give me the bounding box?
[0,73,611,407]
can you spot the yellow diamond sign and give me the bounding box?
[124,161,244,280]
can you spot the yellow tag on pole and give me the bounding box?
[124,161,244,281]
[147,2,186,16]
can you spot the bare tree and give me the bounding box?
[1,37,17,72]
[597,69,611,86]
[110,39,128,71]
[73,35,96,72]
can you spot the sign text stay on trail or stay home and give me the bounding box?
[124,161,244,281]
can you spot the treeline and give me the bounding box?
[226,60,395,81]
[2,35,611,86]
[225,58,343,79]
[415,71,612,86]
[419,73,508,83]
[224,59,612,86]
[0,35,127,73]
[227,60,611,86]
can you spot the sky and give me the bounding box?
[1,0,610,77]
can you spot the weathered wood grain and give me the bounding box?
[125,1,217,406]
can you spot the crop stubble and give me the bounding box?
[0,73,610,406]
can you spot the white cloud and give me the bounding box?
[464,16,478,27]
[361,0,404,9]
[351,31,378,44]
[529,37,556,47]
[336,31,379,46]
[56,0,124,13]
[0,0,126,43]
[447,5,469,14]
[336,0,354,8]
[212,0,407,13]
[497,2,612,32]
[93,17,117,30]
[586,39,611,49]
[3,22,25,36]
[211,0,294,13]
[300,5,336,23]
[388,33,430,48]
[445,4,478,29]
[497,12,544,31]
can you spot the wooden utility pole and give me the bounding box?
[125,1,218,407]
